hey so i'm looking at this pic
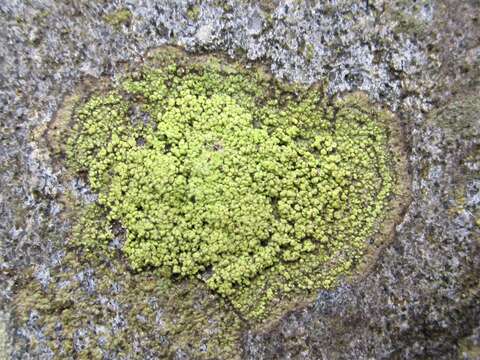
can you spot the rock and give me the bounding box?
[0,0,478,358]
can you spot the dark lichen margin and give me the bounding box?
[336,92,412,277]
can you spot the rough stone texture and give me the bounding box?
[0,311,10,358]
[0,0,479,359]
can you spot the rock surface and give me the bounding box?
[0,0,479,359]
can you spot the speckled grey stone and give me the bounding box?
[0,0,479,359]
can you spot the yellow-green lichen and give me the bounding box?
[187,5,201,21]
[64,51,395,320]
[104,8,132,28]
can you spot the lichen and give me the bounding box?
[62,49,395,321]
[187,5,201,21]
[13,260,244,359]
[103,8,132,28]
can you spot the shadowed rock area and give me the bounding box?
[0,0,479,359]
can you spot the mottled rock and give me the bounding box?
[0,0,478,359]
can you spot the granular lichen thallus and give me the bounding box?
[65,51,394,320]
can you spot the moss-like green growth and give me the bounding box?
[104,8,132,28]
[304,42,315,63]
[187,5,201,21]
[64,50,394,320]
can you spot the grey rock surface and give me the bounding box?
[0,0,479,359]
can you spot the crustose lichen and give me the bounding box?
[65,51,394,320]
